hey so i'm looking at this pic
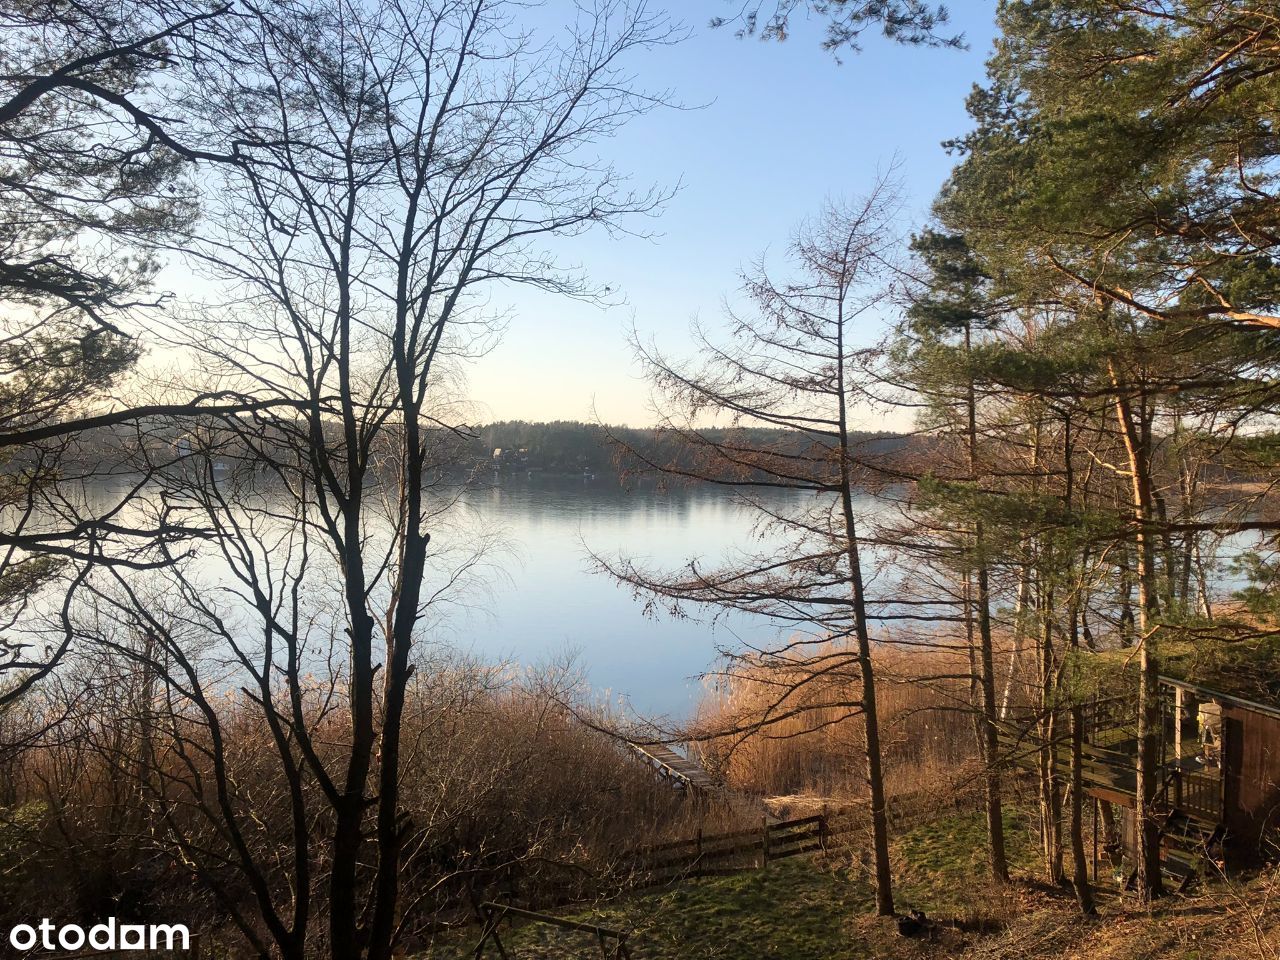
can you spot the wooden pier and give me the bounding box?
[628,742,719,791]
[627,741,777,822]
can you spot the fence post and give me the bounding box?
[820,804,829,852]
[761,816,770,867]
[1092,797,1098,883]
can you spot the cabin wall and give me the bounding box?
[1223,706,1280,865]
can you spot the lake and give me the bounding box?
[446,476,1264,717]
[27,474,1262,720]
[441,475,830,718]
[27,473,877,719]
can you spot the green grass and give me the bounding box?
[893,806,1037,914]
[423,807,1040,960]
[427,857,874,960]
[420,810,1280,960]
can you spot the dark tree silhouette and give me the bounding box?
[68,1,675,956]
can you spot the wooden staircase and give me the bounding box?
[1160,807,1225,890]
[1126,807,1225,893]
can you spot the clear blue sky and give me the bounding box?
[467,1,998,427]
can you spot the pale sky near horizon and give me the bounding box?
[464,0,998,429]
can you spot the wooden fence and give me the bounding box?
[622,801,945,887]
[464,797,974,954]
[625,814,830,885]
[474,902,630,959]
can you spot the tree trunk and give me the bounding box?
[1109,360,1164,900]
[1065,414,1095,914]
[1068,708,1094,912]
[965,575,984,749]
[1037,595,1064,885]
[965,323,1007,882]
[1118,545,1135,647]
[838,302,893,917]
[1193,539,1213,619]
[328,222,381,954]
[1068,604,1095,914]
[999,557,1032,718]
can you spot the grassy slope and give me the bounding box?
[426,808,1279,960]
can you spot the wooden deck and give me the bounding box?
[995,718,1224,824]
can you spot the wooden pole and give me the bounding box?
[1174,685,1184,763]
[1092,797,1098,883]
[473,904,511,960]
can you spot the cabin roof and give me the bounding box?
[1159,675,1280,720]
[1081,634,1280,717]
[1158,634,1280,712]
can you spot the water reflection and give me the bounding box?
[447,476,817,718]
[24,474,1260,719]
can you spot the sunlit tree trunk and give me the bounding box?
[1037,582,1063,885]
[963,322,1007,882]
[1109,360,1164,900]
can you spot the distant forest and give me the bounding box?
[474,420,914,477]
[22,418,915,482]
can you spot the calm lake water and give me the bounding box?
[35,474,869,718]
[32,475,1262,719]
[450,477,1262,716]
[443,476,828,717]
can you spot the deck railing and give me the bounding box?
[1174,769,1223,824]
[995,714,1225,823]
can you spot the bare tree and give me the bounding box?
[599,179,903,917]
[66,0,674,956]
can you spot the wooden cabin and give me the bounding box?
[1159,677,1280,867]
[999,662,1280,885]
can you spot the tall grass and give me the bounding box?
[0,636,1022,951]
[689,642,985,807]
[0,655,721,951]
